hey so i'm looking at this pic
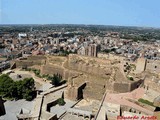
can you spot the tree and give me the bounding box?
[21,78,35,101]
[0,74,14,97]
[22,78,35,90]
[49,74,62,86]
[23,89,33,101]
[0,74,35,101]
[15,81,23,99]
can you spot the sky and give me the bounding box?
[0,0,160,27]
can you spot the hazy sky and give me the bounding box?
[0,0,160,27]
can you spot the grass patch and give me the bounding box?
[138,98,155,107]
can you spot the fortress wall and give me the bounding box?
[15,56,46,67]
[77,83,86,100]
[130,80,144,91]
[113,82,131,93]
[67,87,78,101]
[146,60,160,74]
[41,111,57,120]
[78,63,83,71]
[27,55,46,60]
[15,55,46,68]
[63,70,79,80]
[136,58,147,73]
[46,100,58,112]
[114,79,143,93]
[92,66,99,75]
[69,54,111,64]
[41,65,64,77]
[144,79,160,92]
[81,64,87,72]
[16,61,35,67]
[41,65,79,80]
[67,83,86,101]
[16,60,45,67]
[87,65,92,73]
[68,62,111,78]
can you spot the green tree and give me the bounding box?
[23,89,33,101]
[0,74,14,97]
[48,74,62,86]
[22,78,35,90]
[15,81,23,99]
[21,78,35,101]
[0,75,35,101]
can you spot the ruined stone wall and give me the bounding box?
[15,55,46,68]
[27,55,46,60]
[67,54,112,78]
[130,80,144,91]
[67,83,86,101]
[77,83,86,100]
[46,100,58,112]
[16,60,35,67]
[68,62,111,78]
[41,65,64,76]
[41,65,79,80]
[113,80,143,93]
[41,111,57,120]
[48,115,57,120]
[136,58,147,73]
[67,87,78,101]
[63,70,79,80]
[16,59,45,67]
[146,60,160,74]
[144,79,160,93]
[113,82,131,93]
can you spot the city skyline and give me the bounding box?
[0,0,160,28]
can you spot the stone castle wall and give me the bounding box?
[67,83,86,101]
[135,58,147,73]
[113,80,144,93]
[15,55,46,68]
[113,82,131,93]
[41,65,79,80]
[146,60,160,74]
[130,80,144,91]
[68,62,111,78]
[15,59,45,67]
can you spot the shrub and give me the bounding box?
[48,74,62,86]
[57,98,66,106]
[127,76,134,81]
